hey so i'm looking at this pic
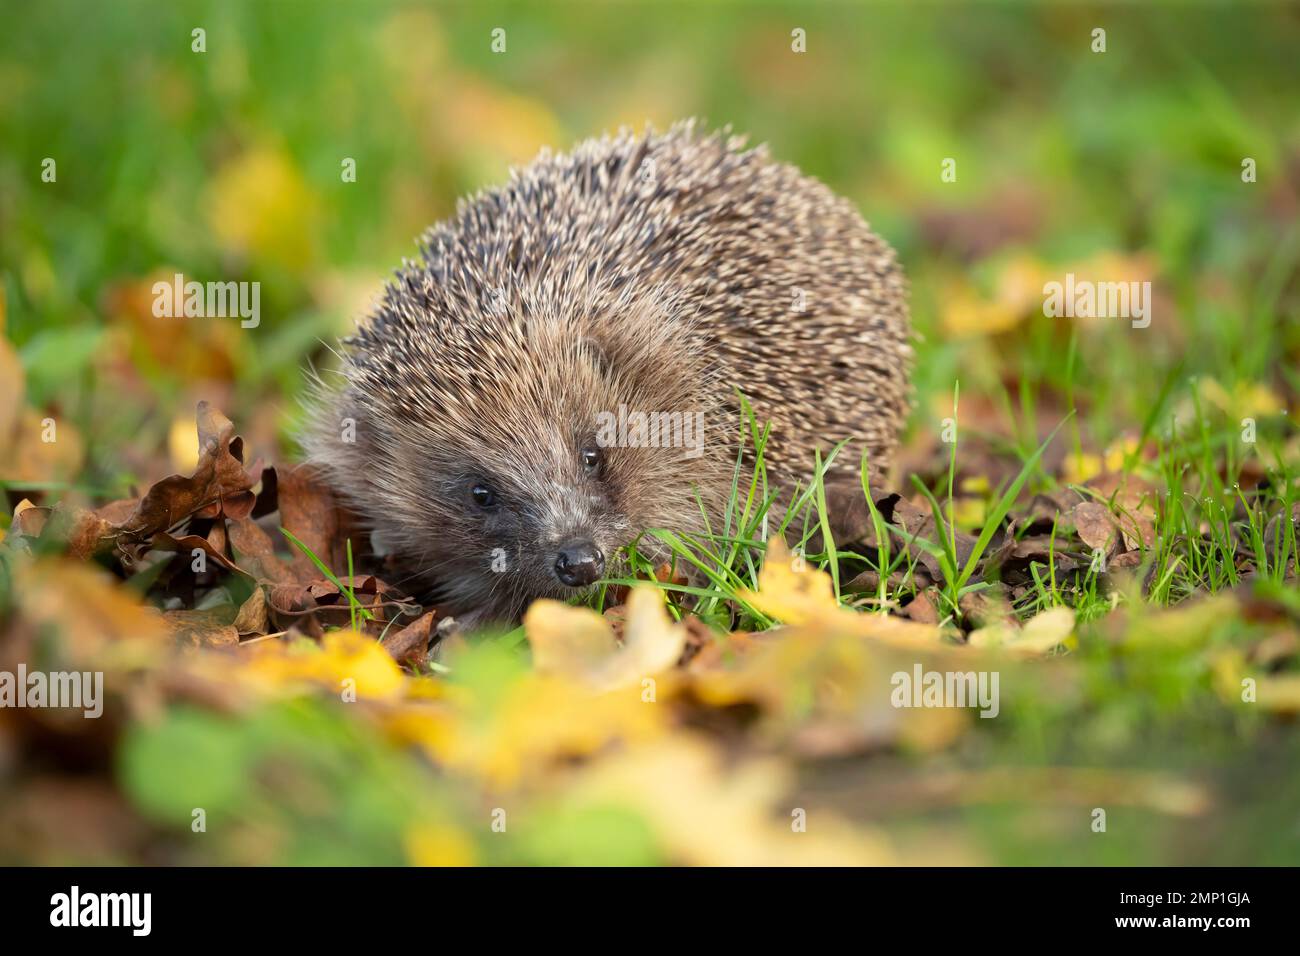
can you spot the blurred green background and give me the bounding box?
[3,0,1300,867]
[3,0,1298,491]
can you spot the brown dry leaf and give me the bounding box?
[193,401,258,520]
[381,609,439,666]
[9,501,116,561]
[232,585,270,635]
[1023,489,1086,531]
[654,562,688,587]
[226,517,295,584]
[903,589,942,625]
[1084,473,1159,552]
[151,531,246,575]
[266,582,323,635]
[1071,500,1119,553]
[162,608,240,648]
[111,402,259,564]
[958,586,1017,629]
[264,575,418,637]
[272,463,366,578]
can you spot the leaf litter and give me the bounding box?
[1,401,1299,865]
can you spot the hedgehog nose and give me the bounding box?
[554,540,605,587]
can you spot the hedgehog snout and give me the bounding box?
[553,539,605,587]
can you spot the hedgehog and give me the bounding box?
[303,121,911,627]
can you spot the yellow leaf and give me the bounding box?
[941,254,1048,338]
[390,674,667,788]
[969,606,1075,656]
[525,600,619,679]
[740,537,840,626]
[1063,451,1104,485]
[244,630,405,700]
[1256,675,1300,714]
[950,496,986,530]
[168,414,201,473]
[318,630,407,698]
[565,737,894,866]
[440,77,562,168]
[0,332,23,449]
[741,538,940,648]
[524,585,686,691]
[1197,377,1284,421]
[15,560,169,663]
[1103,436,1139,472]
[206,146,320,270]
[404,822,476,867]
[942,288,1020,339]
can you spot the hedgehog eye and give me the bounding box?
[580,446,602,475]
[470,483,498,509]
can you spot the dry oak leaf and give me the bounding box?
[1071,500,1119,554]
[270,463,365,579]
[112,402,259,563]
[9,500,117,561]
[525,585,687,692]
[381,609,439,666]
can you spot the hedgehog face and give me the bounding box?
[439,425,631,618]
[412,346,687,621]
[331,314,727,627]
[308,282,732,627]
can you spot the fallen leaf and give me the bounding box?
[526,586,687,692]
[382,609,439,666]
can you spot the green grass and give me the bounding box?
[281,528,374,631]
[579,378,1295,648]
